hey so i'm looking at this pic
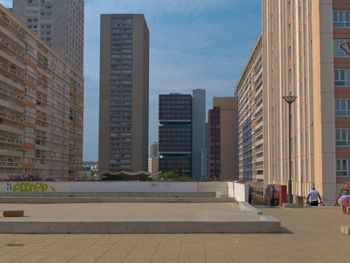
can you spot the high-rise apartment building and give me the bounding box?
[208,98,238,180]
[12,0,84,74]
[99,14,149,174]
[158,94,192,177]
[0,5,84,180]
[235,34,263,181]
[262,0,350,203]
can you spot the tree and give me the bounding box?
[158,171,191,181]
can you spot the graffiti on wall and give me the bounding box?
[6,182,56,192]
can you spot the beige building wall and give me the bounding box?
[99,14,149,174]
[0,5,84,180]
[262,0,338,202]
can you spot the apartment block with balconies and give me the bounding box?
[262,0,350,203]
[0,5,83,180]
[235,34,263,181]
[12,0,84,74]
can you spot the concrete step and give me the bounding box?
[0,192,219,198]
[0,196,236,204]
[0,219,280,234]
[0,202,280,234]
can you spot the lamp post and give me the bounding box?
[283,95,297,204]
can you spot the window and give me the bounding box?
[25,127,34,133]
[25,116,35,124]
[334,40,350,57]
[336,129,350,146]
[337,159,350,177]
[334,11,350,28]
[335,69,350,86]
[335,99,350,116]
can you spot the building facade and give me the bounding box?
[148,142,158,176]
[148,157,158,176]
[235,35,263,181]
[158,94,192,177]
[262,0,350,203]
[12,0,84,74]
[99,14,149,174]
[191,89,206,179]
[208,98,238,180]
[0,5,84,180]
[150,142,159,158]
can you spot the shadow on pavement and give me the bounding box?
[281,227,294,234]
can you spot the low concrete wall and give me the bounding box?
[0,181,232,196]
[234,182,250,202]
[197,182,231,196]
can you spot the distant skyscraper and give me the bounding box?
[99,14,149,174]
[192,89,206,179]
[158,94,192,176]
[158,91,206,178]
[208,98,238,180]
[12,0,84,73]
[150,142,159,158]
[148,142,159,176]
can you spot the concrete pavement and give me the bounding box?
[0,206,347,262]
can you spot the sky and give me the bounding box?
[1,0,262,162]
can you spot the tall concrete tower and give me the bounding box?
[191,89,206,180]
[12,0,84,74]
[99,14,149,174]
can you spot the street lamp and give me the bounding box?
[283,95,297,204]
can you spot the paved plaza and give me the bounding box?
[0,206,347,262]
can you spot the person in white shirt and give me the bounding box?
[306,187,322,206]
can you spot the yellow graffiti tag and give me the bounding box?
[12,182,56,192]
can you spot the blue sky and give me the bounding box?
[2,0,262,161]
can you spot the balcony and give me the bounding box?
[0,160,20,168]
[0,135,22,146]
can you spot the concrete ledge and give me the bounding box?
[0,196,235,204]
[341,226,350,235]
[282,203,304,208]
[0,220,281,234]
[239,202,263,215]
[0,192,218,198]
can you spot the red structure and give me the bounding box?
[264,184,287,206]
[276,185,287,206]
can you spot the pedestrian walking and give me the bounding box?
[306,187,322,206]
